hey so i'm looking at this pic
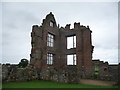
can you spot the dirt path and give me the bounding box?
[80,79,116,86]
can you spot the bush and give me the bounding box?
[18,59,28,68]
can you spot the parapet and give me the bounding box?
[65,24,71,30]
[32,25,39,28]
[74,22,80,29]
[64,22,81,30]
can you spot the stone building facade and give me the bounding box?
[30,12,94,72]
[29,12,94,83]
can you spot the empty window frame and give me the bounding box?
[67,36,76,49]
[47,53,53,65]
[67,54,76,65]
[50,21,54,27]
[47,33,54,47]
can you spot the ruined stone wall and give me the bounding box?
[2,64,38,82]
[2,64,80,83]
[30,12,93,73]
[40,66,80,83]
[92,59,119,81]
[108,65,118,82]
[2,63,119,83]
[29,12,95,83]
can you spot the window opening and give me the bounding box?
[67,36,76,49]
[47,33,54,47]
[50,21,54,27]
[47,53,53,65]
[67,54,76,65]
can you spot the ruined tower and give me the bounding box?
[30,12,94,75]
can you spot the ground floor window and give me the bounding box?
[67,54,76,65]
[47,53,53,65]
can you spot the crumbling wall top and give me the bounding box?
[42,12,57,28]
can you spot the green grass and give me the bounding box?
[2,80,118,88]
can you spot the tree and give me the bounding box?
[18,59,28,68]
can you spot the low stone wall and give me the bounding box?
[2,64,38,82]
[2,65,82,83]
[40,66,80,83]
[2,64,118,84]
[2,65,81,83]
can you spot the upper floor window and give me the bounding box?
[47,53,53,65]
[50,21,54,27]
[67,35,76,49]
[67,54,76,65]
[47,33,54,47]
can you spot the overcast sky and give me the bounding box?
[1,2,119,64]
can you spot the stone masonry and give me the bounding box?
[30,12,94,83]
[30,12,94,70]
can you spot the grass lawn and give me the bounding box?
[2,80,118,88]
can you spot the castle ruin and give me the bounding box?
[2,12,118,84]
[30,12,94,83]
